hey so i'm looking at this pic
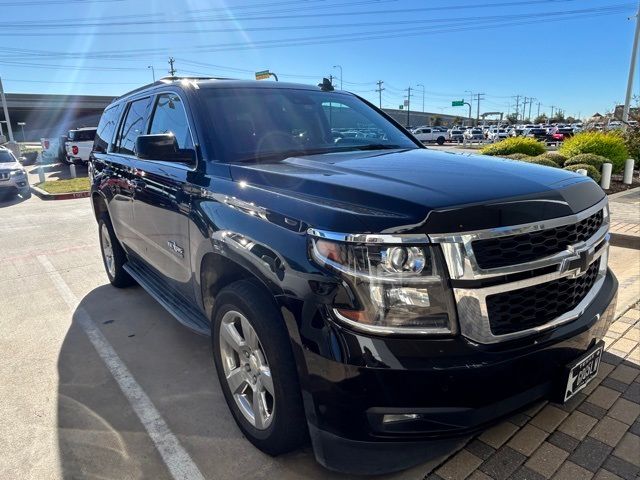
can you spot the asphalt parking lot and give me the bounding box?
[1,193,638,480]
[0,194,464,480]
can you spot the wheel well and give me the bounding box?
[200,253,260,319]
[92,193,108,221]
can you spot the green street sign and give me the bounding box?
[255,70,271,80]
[452,100,464,107]
[399,105,404,110]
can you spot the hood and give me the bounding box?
[0,160,22,171]
[228,148,605,234]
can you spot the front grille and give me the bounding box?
[486,259,600,336]
[0,172,9,180]
[472,210,604,270]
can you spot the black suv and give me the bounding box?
[90,77,617,475]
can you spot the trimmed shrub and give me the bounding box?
[522,157,560,168]
[559,131,628,172]
[619,125,640,161]
[564,164,601,183]
[480,137,546,157]
[503,153,532,160]
[535,151,567,166]
[564,153,608,169]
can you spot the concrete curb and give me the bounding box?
[30,185,90,201]
[607,185,640,200]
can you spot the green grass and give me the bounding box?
[37,177,90,194]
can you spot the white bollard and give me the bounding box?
[601,163,612,190]
[38,166,45,184]
[623,158,635,185]
[576,168,588,176]
[69,163,76,179]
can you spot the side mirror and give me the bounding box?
[136,134,195,163]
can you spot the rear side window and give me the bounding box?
[94,105,122,153]
[115,97,151,155]
[69,129,96,142]
[148,93,194,150]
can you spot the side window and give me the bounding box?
[94,104,122,153]
[115,97,151,155]
[148,93,194,150]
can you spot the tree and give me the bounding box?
[566,116,577,124]
[433,116,443,126]
[534,114,548,124]
[506,113,518,124]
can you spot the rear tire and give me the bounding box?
[437,136,445,145]
[98,212,135,288]
[212,279,307,455]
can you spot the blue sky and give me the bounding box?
[1,0,638,119]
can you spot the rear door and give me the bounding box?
[130,91,196,297]
[106,97,152,249]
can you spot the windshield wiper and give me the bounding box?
[348,144,408,151]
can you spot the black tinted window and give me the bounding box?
[200,88,416,162]
[94,105,122,153]
[116,97,151,155]
[149,93,193,150]
[69,129,96,142]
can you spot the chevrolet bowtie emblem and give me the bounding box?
[560,245,594,278]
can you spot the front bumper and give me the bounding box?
[0,174,29,194]
[300,270,617,474]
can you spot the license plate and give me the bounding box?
[563,341,604,402]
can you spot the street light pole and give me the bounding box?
[465,90,473,126]
[332,65,343,90]
[0,77,14,142]
[623,2,640,125]
[148,65,156,82]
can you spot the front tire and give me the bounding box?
[98,213,135,288]
[212,280,307,455]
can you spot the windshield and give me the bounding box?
[199,88,418,162]
[69,129,97,142]
[0,150,16,163]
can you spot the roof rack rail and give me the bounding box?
[114,76,233,101]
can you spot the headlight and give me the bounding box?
[10,169,25,176]
[309,236,456,335]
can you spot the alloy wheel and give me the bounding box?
[219,310,275,430]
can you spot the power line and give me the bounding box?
[0,0,585,29]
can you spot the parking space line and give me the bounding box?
[37,255,205,480]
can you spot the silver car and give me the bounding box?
[0,148,30,198]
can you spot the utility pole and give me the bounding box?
[549,105,556,121]
[332,65,343,90]
[623,2,640,125]
[0,77,14,142]
[522,97,529,121]
[405,86,412,127]
[375,80,384,108]
[476,93,484,125]
[168,57,177,76]
[328,74,334,86]
[148,65,155,82]
[528,98,535,122]
[537,101,541,119]
[514,95,520,122]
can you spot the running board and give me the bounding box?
[124,260,211,336]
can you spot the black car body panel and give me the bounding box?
[90,78,618,474]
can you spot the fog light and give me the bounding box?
[382,413,421,424]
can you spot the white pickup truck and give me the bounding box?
[411,126,447,145]
[65,127,97,165]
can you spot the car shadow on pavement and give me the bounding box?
[57,285,453,479]
[0,191,30,208]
